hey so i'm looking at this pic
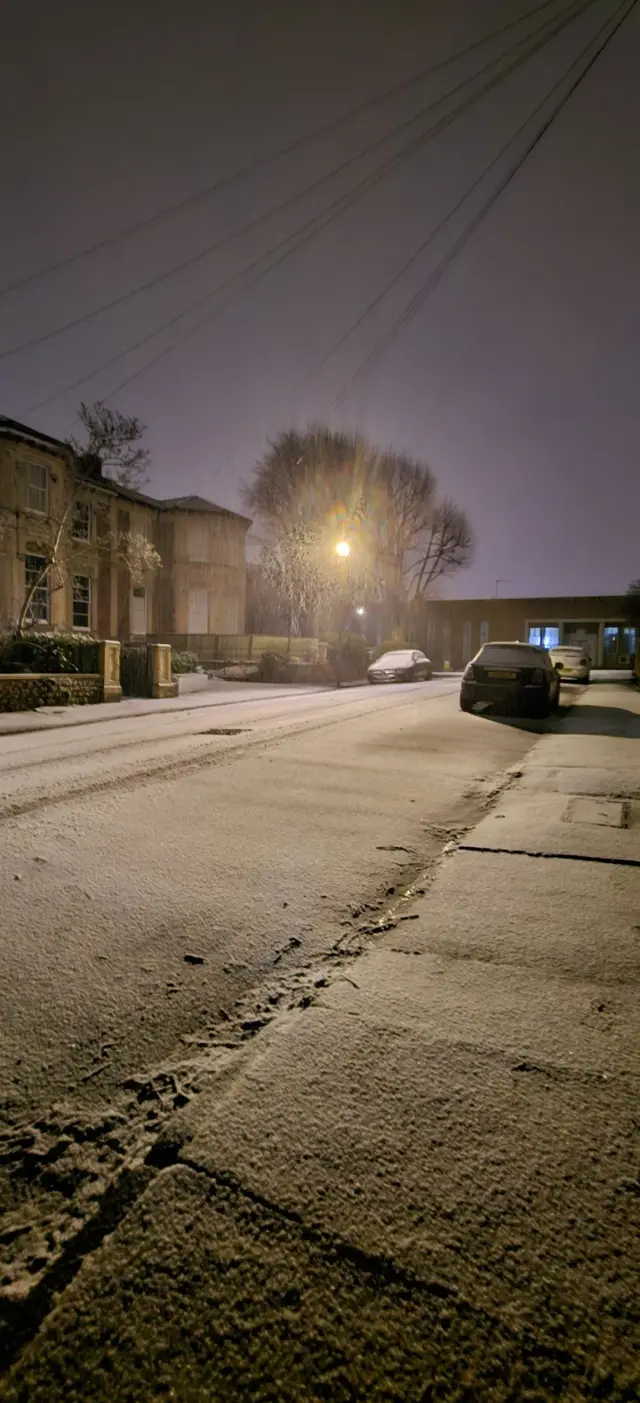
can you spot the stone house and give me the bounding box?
[0,416,250,642]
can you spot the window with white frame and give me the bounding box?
[25,461,48,514]
[72,500,91,540]
[25,553,50,623]
[72,574,91,630]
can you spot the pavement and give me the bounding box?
[0,674,467,737]
[0,677,325,735]
[1,683,638,1400]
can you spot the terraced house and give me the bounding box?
[0,416,250,643]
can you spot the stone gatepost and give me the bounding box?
[100,640,122,703]
[150,643,177,699]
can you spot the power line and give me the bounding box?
[0,0,585,364]
[304,0,620,389]
[24,0,591,415]
[0,0,568,299]
[334,0,636,407]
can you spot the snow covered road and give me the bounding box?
[0,679,544,1129]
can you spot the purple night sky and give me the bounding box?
[1,0,638,597]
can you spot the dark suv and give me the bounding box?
[460,642,561,718]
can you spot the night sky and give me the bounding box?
[1,0,638,598]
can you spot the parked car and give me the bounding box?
[549,644,590,683]
[460,641,560,717]
[367,649,433,684]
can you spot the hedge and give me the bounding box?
[0,632,100,675]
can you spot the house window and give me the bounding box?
[187,519,209,562]
[188,587,208,634]
[25,461,48,514]
[25,553,50,623]
[72,575,91,630]
[130,586,147,636]
[480,620,489,646]
[528,625,560,649]
[72,500,90,540]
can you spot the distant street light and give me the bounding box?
[355,606,365,616]
[335,540,351,558]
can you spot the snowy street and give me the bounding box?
[0,678,534,1121]
[1,680,639,1399]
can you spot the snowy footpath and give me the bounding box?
[2,685,639,1402]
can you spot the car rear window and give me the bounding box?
[478,644,546,667]
[375,651,413,666]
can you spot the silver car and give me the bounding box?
[367,648,433,684]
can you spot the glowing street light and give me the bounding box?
[335,540,351,558]
[355,606,365,616]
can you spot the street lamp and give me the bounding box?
[335,540,350,558]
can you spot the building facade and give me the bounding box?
[0,417,250,642]
[418,596,636,671]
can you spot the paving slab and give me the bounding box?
[460,790,640,862]
[180,1004,638,1324]
[385,848,640,982]
[4,1165,628,1403]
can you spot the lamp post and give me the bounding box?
[334,541,351,687]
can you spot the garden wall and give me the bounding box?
[0,673,103,712]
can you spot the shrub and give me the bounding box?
[0,631,99,675]
[257,650,292,683]
[172,650,200,674]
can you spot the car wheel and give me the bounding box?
[460,693,473,713]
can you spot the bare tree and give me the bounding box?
[261,526,334,643]
[114,530,162,586]
[69,402,151,491]
[15,495,77,635]
[405,498,474,600]
[245,427,473,627]
[244,427,374,533]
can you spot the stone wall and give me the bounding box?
[0,673,103,712]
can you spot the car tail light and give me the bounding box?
[531,668,544,684]
[463,664,473,679]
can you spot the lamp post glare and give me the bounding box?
[335,540,350,558]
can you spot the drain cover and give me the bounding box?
[565,797,629,829]
[201,727,248,736]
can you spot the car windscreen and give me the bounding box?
[373,652,413,666]
[477,645,547,667]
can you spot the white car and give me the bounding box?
[367,649,433,684]
[549,645,591,684]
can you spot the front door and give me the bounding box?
[188,588,208,635]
